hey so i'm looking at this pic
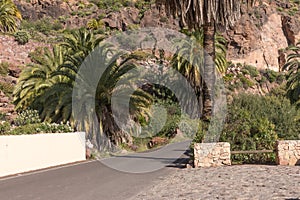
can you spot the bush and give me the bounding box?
[264,69,278,83]
[0,81,14,96]
[0,112,6,120]
[28,47,45,64]
[21,18,63,35]
[14,109,41,126]
[215,93,300,163]
[243,65,259,77]
[0,122,10,135]
[0,62,9,75]
[231,94,300,139]
[14,31,30,45]
[8,122,74,135]
[0,109,74,135]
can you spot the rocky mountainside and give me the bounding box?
[225,1,300,72]
[3,0,298,71]
[0,0,300,118]
[1,0,298,69]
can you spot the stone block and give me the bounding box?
[194,142,231,168]
[276,140,300,166]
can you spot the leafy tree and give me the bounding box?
[0,0,22,32]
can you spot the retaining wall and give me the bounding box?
[0,132,86,177]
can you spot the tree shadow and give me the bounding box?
[165,149,192,169]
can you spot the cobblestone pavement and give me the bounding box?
[132,165,300,200]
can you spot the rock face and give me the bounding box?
[102,7,140,30]
[15,0,74,20]
[0,34,47,67]
[194,142,231,168]
[276,140,300,166]
[226,1,300,72]
[140,5,178,30]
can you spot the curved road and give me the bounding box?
[0,140,191,200]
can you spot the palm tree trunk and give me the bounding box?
[202,20,216,125]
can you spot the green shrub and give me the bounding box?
[264,69,278,83]
[228,94,300,139]
[238,74,255,89]
[243,65,259,77]
[215,93,300,163]
[28,47,45,63]
[14,109,41,126]
[0,112,6,120]
[21,18,63,35]
[0,81,14,96]
[8,122,74,135]
[0,122,10,135]
[14,31,30,45]
[0,62,9,76]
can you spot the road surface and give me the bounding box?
[0,140,191,200]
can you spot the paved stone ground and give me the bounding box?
[132,165,300,200]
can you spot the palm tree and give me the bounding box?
[282,42,300,107]
[156,0,255,139]
[37,29,104,123]
[171,29,227,117]
[61,28,104,57]
[0,0,22,32]
[14,28,152,150]
[172,30,227,89]
[70,44,153,150]
[13,45,66,111]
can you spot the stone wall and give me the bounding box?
[276,140,300,166]
[194,143,231,168]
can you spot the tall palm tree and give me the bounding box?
[0,0,22,32]
[172,30,227,88]
[171,29,227,117]
[156,0,255,139]
[283,42,300,107]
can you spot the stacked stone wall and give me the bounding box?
[276,140,300,166]
[194,142,231,168]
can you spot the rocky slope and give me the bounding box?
[5,0,299,71]
[226,0,300,71]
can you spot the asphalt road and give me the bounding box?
[0,140,191,200]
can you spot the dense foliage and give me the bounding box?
[223,94,299,163]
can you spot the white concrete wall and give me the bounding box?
[0,132,86,177]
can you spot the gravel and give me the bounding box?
[132,165,300,200]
